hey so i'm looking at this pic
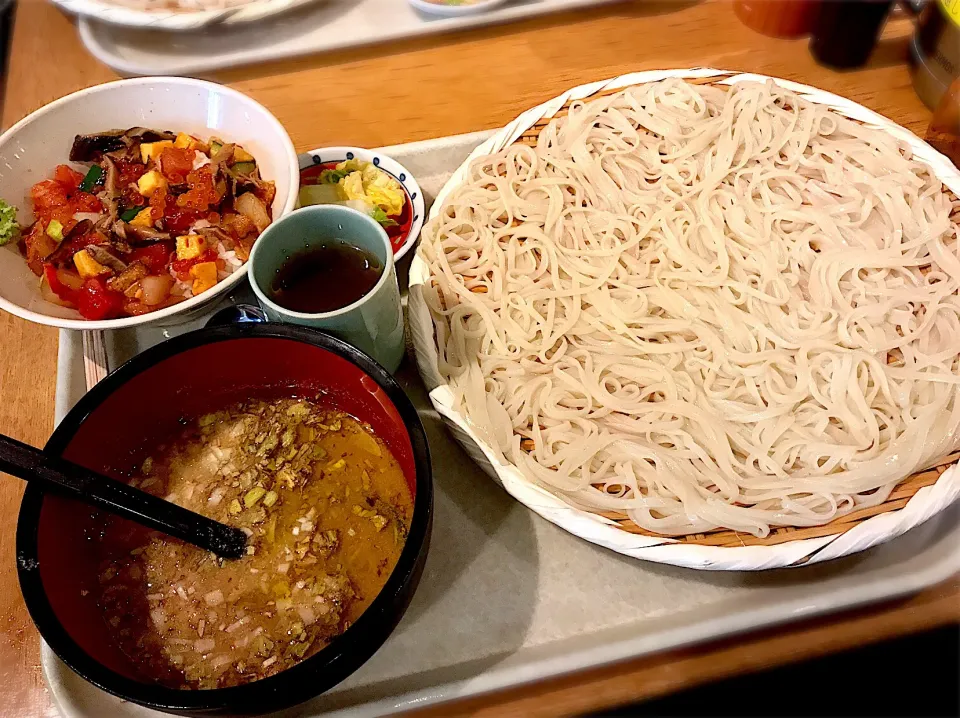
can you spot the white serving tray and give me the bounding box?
[46,131,960,718]
[78,0,623,76]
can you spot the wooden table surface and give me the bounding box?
[0,1,957,716]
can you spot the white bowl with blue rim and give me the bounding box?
[298,146,425,262]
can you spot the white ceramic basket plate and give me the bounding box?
[52,0,322,31]
[407,68,960,571]
[298,147,426,261]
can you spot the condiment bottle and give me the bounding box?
[810,0,894,69]
[910,0,960,110]
[926,76,960,167]
[733,0,820,38]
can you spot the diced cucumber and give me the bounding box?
[119,206,145,222]
[78,165,104,193]
[45,219,64,241]
[298,184,344,207]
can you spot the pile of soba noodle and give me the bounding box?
[419,78,960,537]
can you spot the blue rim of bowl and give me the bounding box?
[297,147,425,262]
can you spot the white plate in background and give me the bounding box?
[52,0,321,30]
[76,0,628,76]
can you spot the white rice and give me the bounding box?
[169,262,194,299]
[217,242,242,281]
[191,151,212,171]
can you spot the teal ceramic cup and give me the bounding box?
[248,205,405,373]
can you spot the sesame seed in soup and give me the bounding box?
[92,398,413,689]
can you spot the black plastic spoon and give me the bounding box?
[0,433,247,559]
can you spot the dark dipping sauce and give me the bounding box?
[270,241,383,314]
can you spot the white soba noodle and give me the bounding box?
[420,78,960,538]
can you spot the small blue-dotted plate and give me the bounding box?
[298,146,426,262]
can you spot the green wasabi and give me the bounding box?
[0,199,20,247]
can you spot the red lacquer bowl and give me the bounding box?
[16,322,433,715]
